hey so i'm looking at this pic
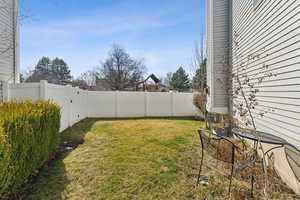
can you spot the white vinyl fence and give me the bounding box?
[5,81,197,131]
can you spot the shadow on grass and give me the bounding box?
[22,118,98,200]
[21,117,201,200]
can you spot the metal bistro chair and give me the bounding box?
[232,129,288,198]
[196,129,238,194]
[285,144,300,184]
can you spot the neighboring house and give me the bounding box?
[0,0,19,83]
[207,0,300,192]
[142,84,169,92]
[136,74,170,92]
[95,74,170,92]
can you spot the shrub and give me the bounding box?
[193,92,207,114]
[0,100,61,197]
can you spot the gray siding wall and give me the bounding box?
[0,0,19,83]
[232,0,300,148]
[206,0,230,114]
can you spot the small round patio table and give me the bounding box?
[232,129,287,145]
[232,129,288,197]
[232,129,288,156]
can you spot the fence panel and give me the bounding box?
[8,81,198,130]
[9,83,40,101]
[87,91,116,118]
[117,92,146,117]
[47,84,72,131]
[146,92,173,117]
[173,93,197,116]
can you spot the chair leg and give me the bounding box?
[216,140,220,168]
[251,150,258,198]
[251,167,255,198]
[228,167,234,195]
[197,145,204,186]
[228,147,235,195]
[196,163,203,186]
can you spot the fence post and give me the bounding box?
[115,91,119,118]
[67,85,72,127]
[87,91,90,118]
[171,92,174,117]
[84,90,87,119]
[144,92,148,117]
[40,80,48,100]
[2,81,10,102]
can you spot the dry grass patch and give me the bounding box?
[23,118,297,200]
[25,119,205,200]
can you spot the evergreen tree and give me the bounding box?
[52,58,72,83]
[26,57,72,84]
[170,67,190,91]
[35,57,52,76]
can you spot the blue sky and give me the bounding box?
[20,0,205,78]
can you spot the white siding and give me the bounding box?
[232,0,300,148]
[0,0,19,83]
[206,0,230,114]
[231,0,300,193]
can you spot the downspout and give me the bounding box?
[228,0,233,135]
[12,0,17,83]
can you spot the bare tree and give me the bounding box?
[191,38,206,91]
[222,31,277,199]
[160,72,173,88]
[98,45,147,90]
[77,70,98,87]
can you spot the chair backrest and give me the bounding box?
[198,129,235,164]
[285,144,300,182]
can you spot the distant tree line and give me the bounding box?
[22,44,206,92]
[23,57,72,84]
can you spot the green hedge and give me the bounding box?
[0,100,61,197]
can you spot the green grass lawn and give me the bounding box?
[25,118,214,200]
[23,118,297,200]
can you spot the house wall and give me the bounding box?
[6,81,198,132]
[206,0,230,114]
[231,0,300,193]
[0,0,19,83]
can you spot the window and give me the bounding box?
[253,0,262,7]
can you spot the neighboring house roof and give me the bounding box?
[136,74,170,92]
[137,74,161,85]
